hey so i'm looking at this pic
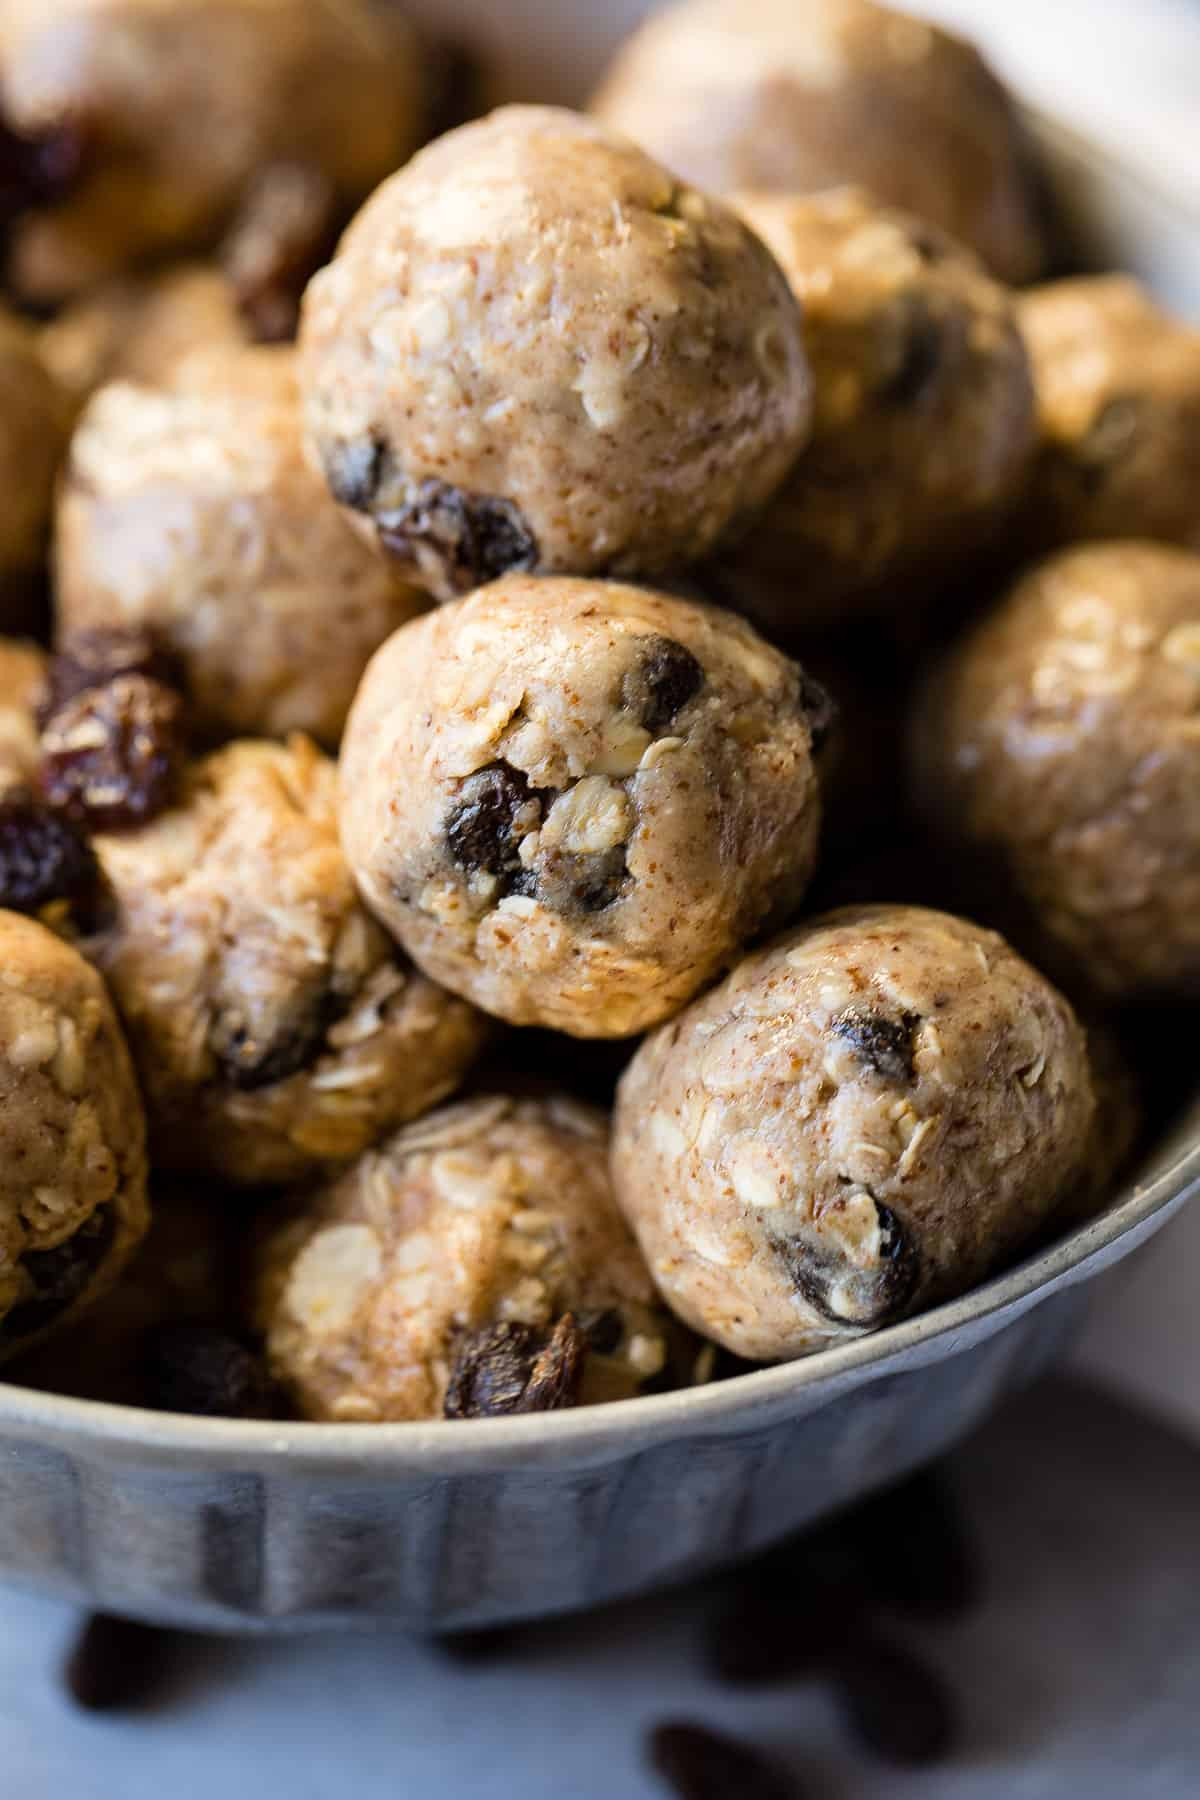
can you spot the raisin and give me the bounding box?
[324,437,384,511]
[62,1614,180,1713]
[0,115,86,237]
[578,1307,624,1355]
[831,1632,958,1765]
[212,981,340,1092]
[647,1722,800,1800]
[878,296,945,407]
[622,636,704,735]
[431,1626,519,1663]
[223,160,341,344]
[38,627,180,728]
[779,1200,918,1329]
[377,479,538,592]
[142,1323,272,1419]
[830,1008,918,1082]
[445,761,542,888]
[793,664,837,755]
[1076,394,1142,490]
[540,843,628,915]
[0,789,101,918]
[443,1314,586,1419]
[39,674,184,829]
[836,1467,981,1623]
[1,1207,115,1342]
[421,37,487,142]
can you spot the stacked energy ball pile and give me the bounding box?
[0,0,1196,1423]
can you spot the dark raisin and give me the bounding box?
[793,664,837,755]
[142,1323,272,1418]
[223,160,341,343]
[621,636,704,735]
[62,1614,180,1713]
[541,842,629,915]
[443,1314,586,1419]
[0,789,101,918]
[39,674,184,829]
[430,1626,519,1663]
[445,761,541,887]
[835,1467,981,1623]
[0,115,86,237]
[878,296,945,407]
[831,1008,918,1082]
[2,1207,115,1342]
[578,1307,624,1355]
[38,627,180,728]
[211,980,341,1092]
[323,437,384,511]
[647,1722,800,1800]
[779,1200,918,1329]
[377,479,538,592]
[831,1632,958,1765]
[1076,394,1142,490]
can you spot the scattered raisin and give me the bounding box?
[878,295,946,407]
[831,1632,958,1766]
[622,637,704,735]
[223,160,341,343]
[143,1323,272,1419]
[39,674,184,829]
[445,761,542,888]
[443,1314,586,1419]
[0,789,101,919]
[830,1008,918,1083]
[38,627,179,728]
[377,479,538,592]
[793,664,837,755]
[706,1513,872,1686]
[62,1614,180,1713]
[837,1469,981,1623]
[647,1722,800,1800]
[430,1626,519,1663]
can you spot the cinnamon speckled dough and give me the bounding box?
[55,344,426,747]
[612,905,1094,1362]
[339,575,827,1038]
[255,1093,676,1421]
[0,638,44,789]
[591,0,1048,284]
[0,911,149,1358]
[0,0,428,304]
[0,307,68,611]
[909,542,1200,1001]
[87,735,489,1186]
[717,189,1036,634]
[298,105,812,602]
[1019,276,1200,552]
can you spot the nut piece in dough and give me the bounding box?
[55,344,426,747]
[299,105,812,601]
[716,189,1035,635]
[255,1093,677,1421]
[1018,276,1200,553]
[0,306,68,619]
[339,575,826,1038]
[591,0,1048,284]
[0,637,45,791]
[0,910,149,1357]
[909,541,1200,1001]
[0,0,429,304]
[87,734,489,1186]
[613,905,1094,1362]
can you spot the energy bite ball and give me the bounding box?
[55,344,426,747]
[1018,276,1200,552]
[87,734,488,1185]
[591,0,1048,285]
[613,905,1094,1361]
[715,188,1035,635]
[909,542,1200,1001]
[0,910,149,1357]
[0,305,68,618]
[0,637,44,790]
[255,1094,677,1421]
[0,0,429,304]
[340,575,827,1037]
[299,105,811,601]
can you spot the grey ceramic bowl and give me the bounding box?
[0,118,1197,1635]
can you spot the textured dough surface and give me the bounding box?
[0,306,67,603]
[339,574,825,1037]
[719,189,1035,633]
[88,735,488,1185]
[256,1093,673,1421]
[299,105,812,599]
[613,905,1094,1361]
[56,344,426,746]
[0,910,149,1356]
[0,637,45,789]
[591,0,1047,284]
[909,541,1200,1000]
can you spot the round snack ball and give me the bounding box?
[0,306,68,617]
[590,0,1048,285]
[0,637,45,790]
[298,105,812,601]
[715,189,1035,635]
[0,910,149,1358]
[339,575,828,1038]
[87,734,489,1186]
[255,1093,678,1421]
[612,905,1095,1362]
[1018,276,1200,553]
[909,541,1200,1001]
[0,0,428,305]
[55,344,426,747]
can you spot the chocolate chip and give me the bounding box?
[2,1207,115,1342]
[831,1008,918,1082]
[62,1614,180,1713]
[878,296,945,408]
[831,1632,958,1765]
[1076,394,1143,491]
[143,1323,272,1418]
[793,664,837,755]
[38,627,180,729]
[443,1314,586,1419]
[377,479,538,592]
[780,1199,919,1329]
[446,761,541,889]
[622,636,704,735]
[324,437,383,511]
[223,160,341,344]
[39,674,184,830]
[0,789,101,918]
[647,1722,800,1800]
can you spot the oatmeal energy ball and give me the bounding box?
[55,344,426,747]
[0,305,67,617]
[339,575,828,1037]
[591,0,1048,284]
[0,0,429,304]
[1019,276,1200,552]
[910,541,1200,1001]
[0,637,44,790]
[613,905,1095,1362]
[299,105,812,601]
[718,189,1035,634]
[0,911,149,1357]
[256,1094,676,1421]
[87,734,489,1186]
